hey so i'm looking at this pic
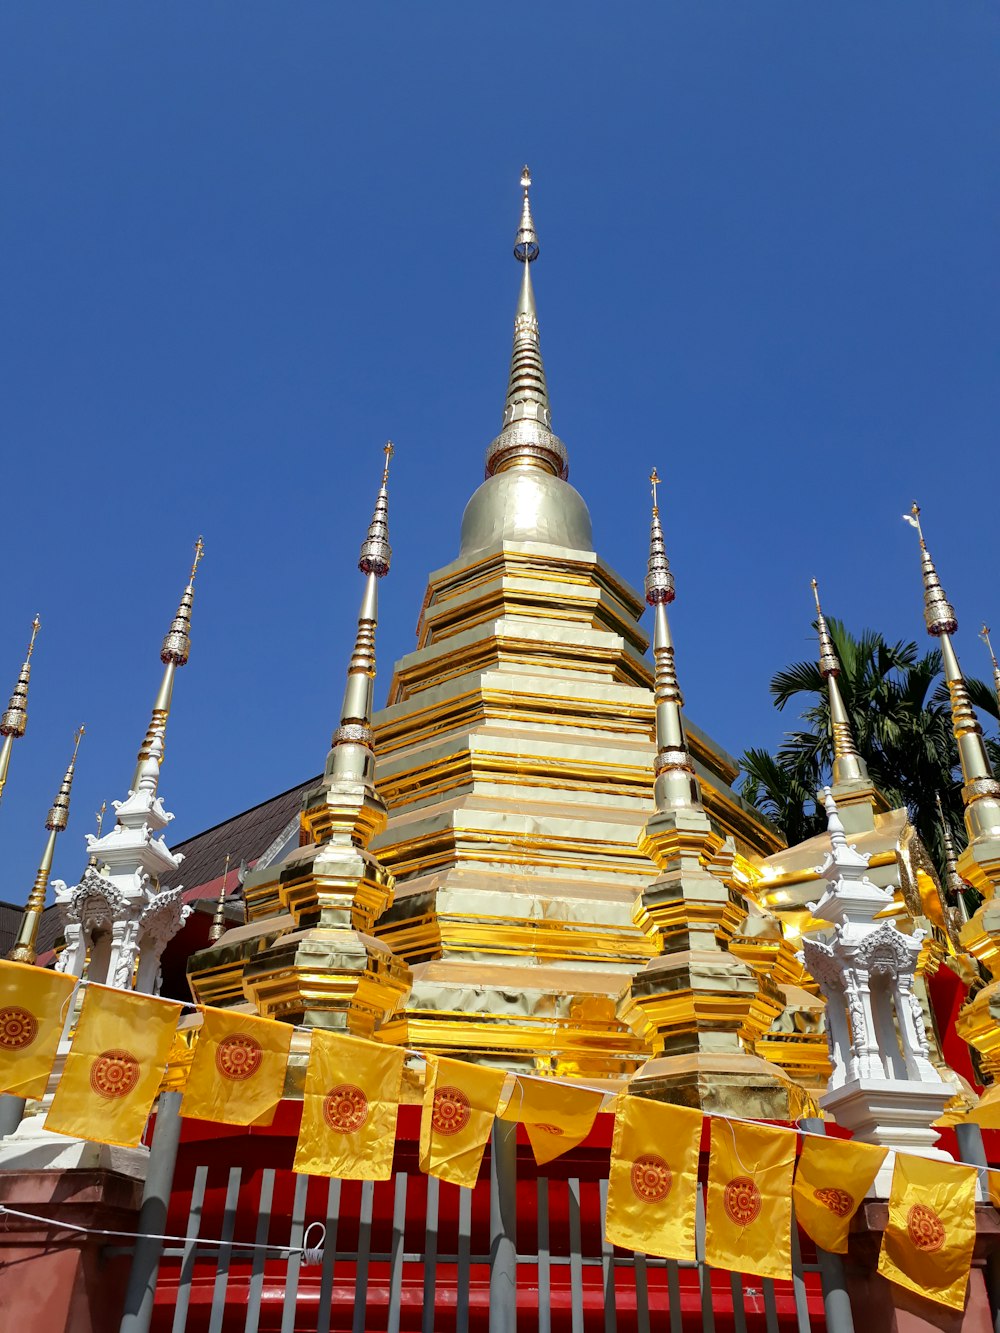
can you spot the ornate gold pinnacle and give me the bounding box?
[981,625,1000,709]
[0,614,42,809]
[208,852,232,944]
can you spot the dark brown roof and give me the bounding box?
[0,901,64,958]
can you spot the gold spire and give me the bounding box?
[88,801,107,868]
[935,791,969,921]
[330,448,393,781]
[8,726,84,964]
[208,852,232,944]
[904,504,1000,852]
[485,167,568,481]
[981,625,1000,711]
[644,470,700,811]
[810,578,871,789]
[132,538,204,790]
[0,615,41,809]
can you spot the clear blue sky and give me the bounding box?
[1,3,997,896]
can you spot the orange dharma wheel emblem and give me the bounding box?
[0,1006,38,1051]
[533,1123,565,1136]
[814,1186,855,1217]
[723,1176,762,1226]
[432,1086,471,1136]
[907,1203,946,1253]
[90,1049,141,1099]
[215,1033,264,1082]
[630,1155,672,1204]
[323,1084,369,1133]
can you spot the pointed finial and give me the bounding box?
[1,615,42,739]
[981,624,1000,706]
[208,851,231,944]
[96,800,106,839]
[381,440,394,485]
[644,467,675,606]
[48,726,84,831]
[514,165,539,262]
[811,578,841,679]
[903,502,957,636]
[26,616,40,662]
[358,446,393,578]
[161,537,204,666]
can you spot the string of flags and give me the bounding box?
[0,960,989,1311]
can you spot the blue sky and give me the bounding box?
[1,3,997,895]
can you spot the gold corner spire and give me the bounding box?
[133,538,204,790]
[330,449,393,781]
[904,506,1000,852]
[0,614,41,809]
[810,578,870,789]
[8,726,84,964]
[981,624,1000,710]
[644,470,700,811]
[935,791,968,920]
[485,167,568,481]
[208,852,231,944]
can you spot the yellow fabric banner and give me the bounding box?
[705,1118,796,1281]
[180,1008,292,1127]
[877,1153,977,1311]
[293,1030,405,1180]
[500,1075,604,1165]
[46,984,182,1147]
[605,1095,702,1263]
[419,1055,507,1189]
[0,960,77,1099]
[794,1134,886,1254]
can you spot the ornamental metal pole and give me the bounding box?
[801,1118,856,1333]
[489,1117,517,1333]
[119,1090,184,1333]
[955,1119,1000,1333]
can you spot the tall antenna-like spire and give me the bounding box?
[810,579,871,790]
[0,615,40,809]
[208,852,232,944]
[485,167,568,481]
[132,538,204,792]
[981,625,1000,712]
[904,504,1000,850]
[645,469,700,811]
[329,445,394,783]
[8,726,84,964]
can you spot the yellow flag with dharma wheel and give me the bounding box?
[604,1095,702,1263]
[500,1075,604,1165]
[46,983,182,1147]
[419,1055,508,1189]
[181,1007,292,1127]
[877,1153,977,1311]
[705,1118,796,1281]
[293,1029,406,1180]
[0,960,77,1099]
[793,1134,886,1254]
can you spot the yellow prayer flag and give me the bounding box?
[46,984,181,1147]
[419,1055,507,1189]
[605,1095,702,1263]
[877,1153,977,1311]
[500,1075,604,1165]
[987,1168,1000,1212]
[705,1118,796,1281]
[794,1135,886,1254]
[0,960,77,1100]
[180,1007,292,1127]
[294,1030,405,1180]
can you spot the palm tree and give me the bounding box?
[739,618,1000,882]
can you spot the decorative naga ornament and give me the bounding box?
[9,726,84,965]
[801,790,951,1181]
[617,475,806,1116]
[52,543,203,994]
[198,446,411,1033]
[0,615,40,810]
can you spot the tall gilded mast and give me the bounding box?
[8,726,84,964]
[981,625,1000,713]
[0,616,40,809]
[484,167,568,481]
[132,538,204,792]
[904,503,1000,890]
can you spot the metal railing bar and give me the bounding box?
[456,1184,472,1333]
[421,1175,439,1333]
[244,1168,274,1333]
[351,1181,375,1333]
[790,1217,813,1333]
[568,1177,584,1333]
[280,1173,309,1333]
[634,1252,650,1333]
[537,1178,551,1333]
[171,1165,208,1333]
[667,1258,682,1333]
[315,1178,341,1333]
[387,1172,408,1333]
[599,1179,617,1333]
[207,1167,242,1333]
[730,1272,747,1333]
[763,1277,779,1333]
[695,1184,715,1333]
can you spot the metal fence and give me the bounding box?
[117,1098,839,1333]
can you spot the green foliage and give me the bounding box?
[739,618,999,880]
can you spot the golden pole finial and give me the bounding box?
[96,800,106,839]
[981,624,1000,707]
[26,615,40,662]
[382,440,394,485]
[649,467,660,514]
[811,578,822,615]
[208,851,232,944]
[521,164,531,192]
[0,614,44,807]
[190,536,205,583]
[903,500,925,546]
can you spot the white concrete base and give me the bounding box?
[0,1122,149,1178]
[821,1076,953,1179]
